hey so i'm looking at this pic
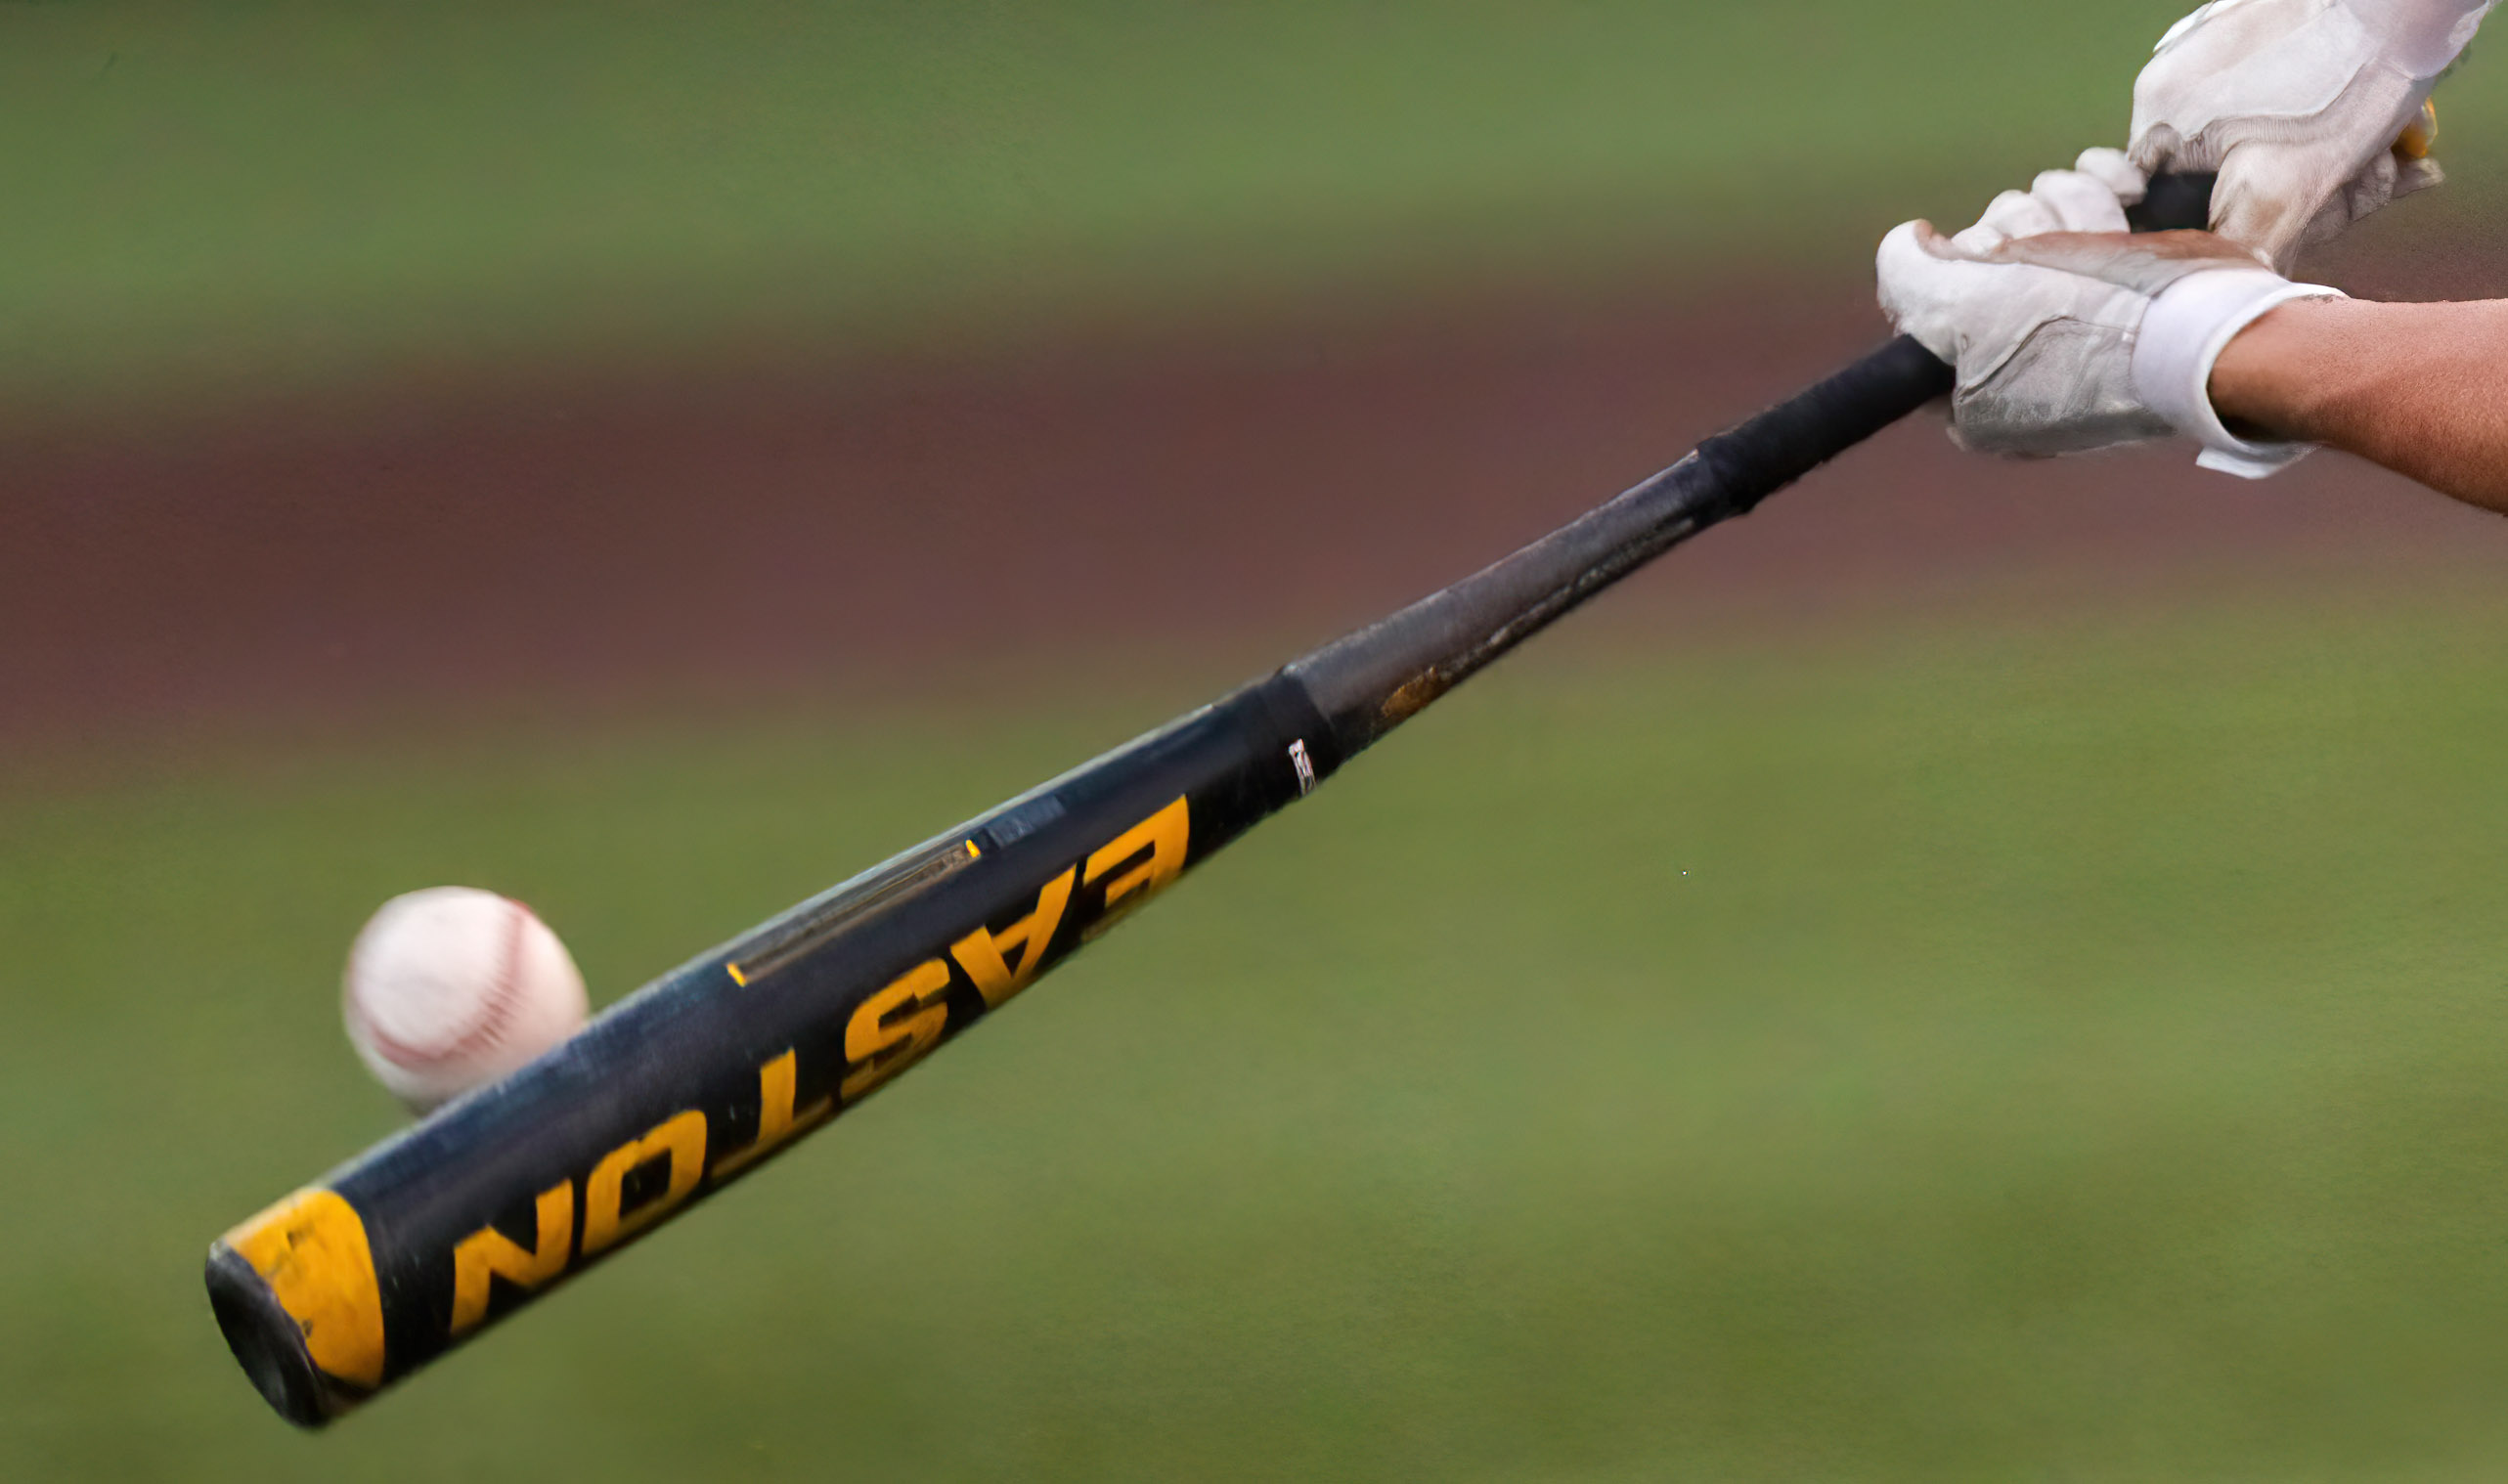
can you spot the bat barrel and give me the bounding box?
[206,672,1344,1426]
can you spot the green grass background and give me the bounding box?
[13,2,2508,1476]
[11,602,2508,1478]
[16,0,2503,413]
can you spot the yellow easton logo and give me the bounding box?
[950,866,1075,1007]
[1080,797,1188,941]
[710,1049,833,1179]
[438,795,1190,1339]
[839,958,953,1101]
[582,1110,708,1255]
[450,1182,571,1335]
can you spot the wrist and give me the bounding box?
[2207,296,2350,442]
[2132,270,2347,478]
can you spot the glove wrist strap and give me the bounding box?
[2134,269,2347,479]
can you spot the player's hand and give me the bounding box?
[2130,0,2481,271]
[1877,150,2346,475]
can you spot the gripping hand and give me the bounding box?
[1878,150,2347,475]
[2130,0,2483,269]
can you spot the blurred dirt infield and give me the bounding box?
[12,247,2508,752]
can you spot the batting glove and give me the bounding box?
[2131,0,2489,271]
[1877,150,2346,476]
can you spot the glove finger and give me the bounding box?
[2294,151,2396,250]
[1953,189,2063,253]
[1984,229,2266,296]
[2131,127,2228,177]
[1976,188,2066,239]
[2030,168,2132,233]
[2350,149,2398,214]
[2208,141,2346,271]
[1876,219,1986,362]
[2395,154,2444,198]
[2128,122,2205,178]
[2074,147,2148,205]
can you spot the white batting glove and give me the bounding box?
[1877,150,2347,476]
[2131,0,2488,270]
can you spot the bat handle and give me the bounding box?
[1289,172,2222,760]
[2125,170,2219,235]
[1684,171,2220,521]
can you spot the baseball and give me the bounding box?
[342,886,589,1113]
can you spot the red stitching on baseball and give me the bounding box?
[349,897,530,1072]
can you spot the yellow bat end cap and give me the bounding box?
[206,1188,386,1426]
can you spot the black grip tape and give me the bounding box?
[1690,335,1951,520]
[2128,171,2218,234]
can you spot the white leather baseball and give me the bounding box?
[342,886,589,1113]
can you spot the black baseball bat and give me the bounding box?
[205,175,2217,1427]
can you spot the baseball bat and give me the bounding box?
[206,175,2216,1427]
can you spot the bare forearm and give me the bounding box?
[2209,296,2508,512]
